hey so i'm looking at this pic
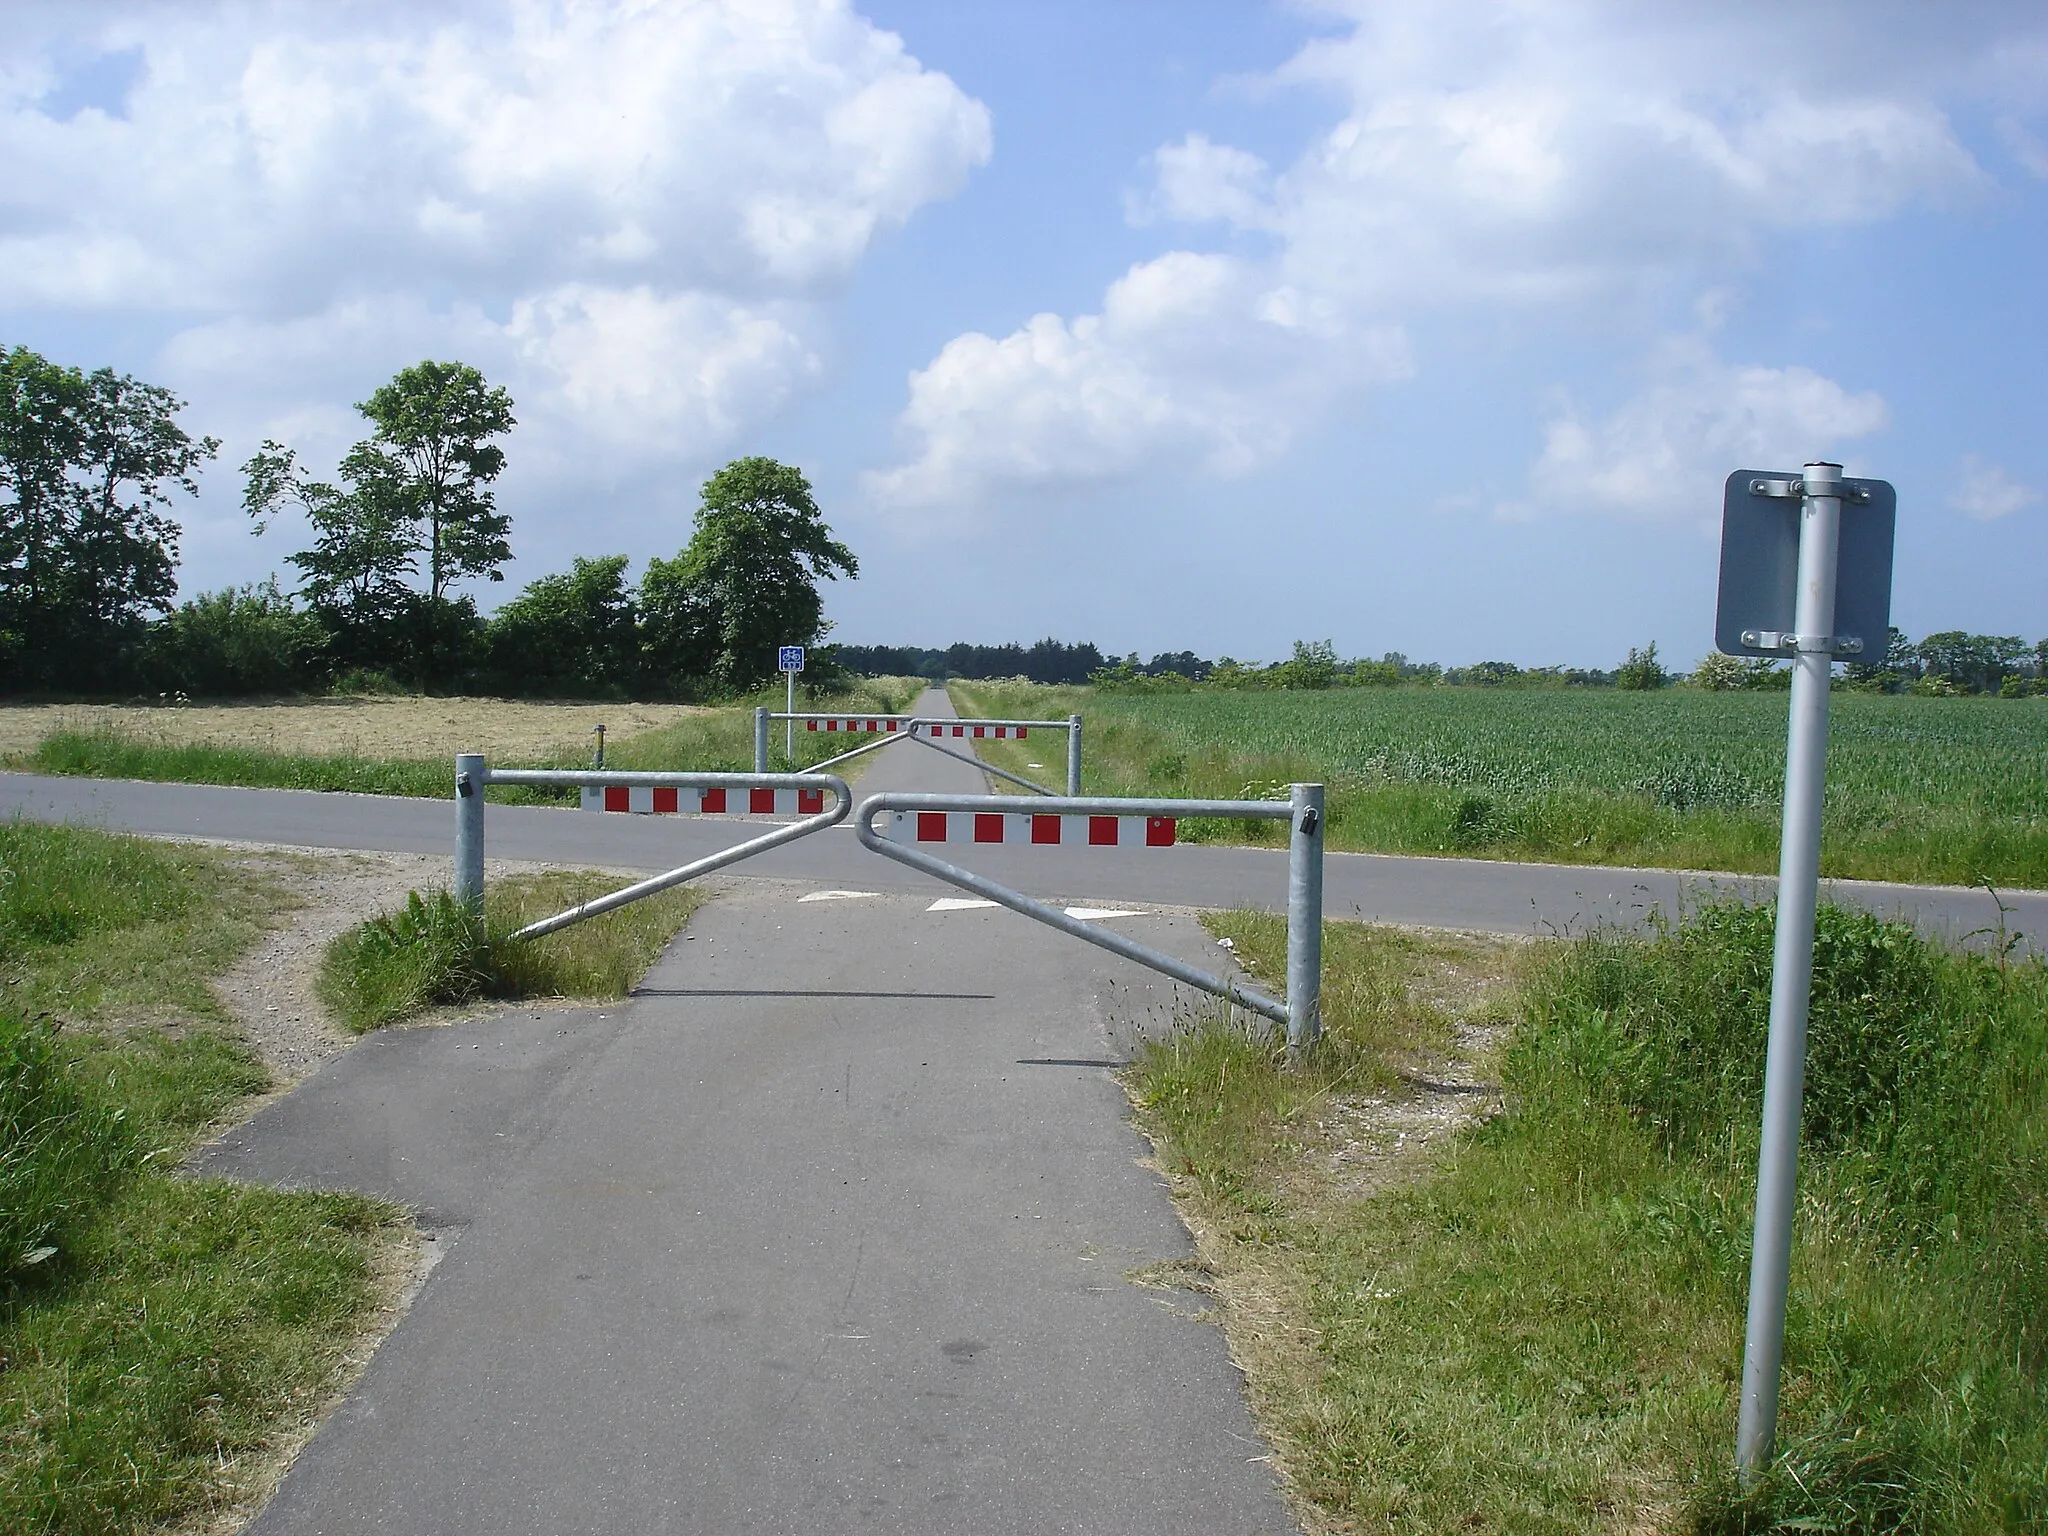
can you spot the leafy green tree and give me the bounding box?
[1,345,217,691]
[356,362,515,606]
[1616,641,1665,690]
[487,555,640,698]
[641,458,856,693]
[1692,652,1745,691]
[244,441,417,628]
[242,361,513,686]
[1273,638,1339,690]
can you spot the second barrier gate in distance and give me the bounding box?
[755,707,1086,795]
[856,786,1325,1052]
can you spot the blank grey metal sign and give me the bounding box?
[1716,470,1895,659]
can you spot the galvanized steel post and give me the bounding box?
[1286,783,1324,1053]
[454,752,485,912]
[1066,713,1083,796]
[754,707,769,773]
[1736,462,1844,1476]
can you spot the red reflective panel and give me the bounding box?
[807,719,817,731]
[974,813,1003,843]
[749,787,776,813]
[797,789,823,814]
[604,786,629,812]
[653,787,678,814]
[886,720,898,732]
[1016,726,1027,739]
[972,725,985,738]
[1088,816,1117,846]
[1031,814,1061,844]
[700,788,726,813]
[917,812,947,842]
[1146,817,1176,846]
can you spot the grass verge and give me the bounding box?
[1,820,403,1535]
[318,871,704,1031]
[13,676,929,803]
[1126,904,2047,1533]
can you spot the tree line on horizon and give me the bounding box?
[851,635,2048,697]
[5,344,2043,704]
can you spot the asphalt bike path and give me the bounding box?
[194,690,1300,1533]
[2,683,2037,949]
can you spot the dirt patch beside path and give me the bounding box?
[0,695,703,760]
[190,841,645,1092]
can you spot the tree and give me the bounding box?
[487,555,640,698]
[244,441,417,627]
[1616,642,1665,690]
[357,362,515,606]
[1692,651,1745,691]
[641,458,856,693]
[243,360,514,685]
[1,345,216,691]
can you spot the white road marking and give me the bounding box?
[926,897,999,912]
[1064,907,1149,921]
[799,890,879,902]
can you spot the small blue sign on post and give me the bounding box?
[778,646,806,673]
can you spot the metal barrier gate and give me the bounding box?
[756,709,1084,795]
[856,786,1325,1051]
[454,753,1326,1052]
[452,754,850,941]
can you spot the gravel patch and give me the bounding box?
[187,841,643,1090]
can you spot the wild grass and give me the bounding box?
[1127,903,2048,1533]
[15,675,929,803]
[318,871,703,1032]
[951,680,2048,887]
[0,820,401,1534]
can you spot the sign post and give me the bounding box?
[1717,464,1895,1479]
[778,646,806,759]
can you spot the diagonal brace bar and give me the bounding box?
[479,769,851,941]
[908,723,1059,795]
[855,791,1295,1026]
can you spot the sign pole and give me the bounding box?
[778,645,806,762]
[1735,462,1844,1476]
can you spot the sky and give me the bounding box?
[3,0,2045,670]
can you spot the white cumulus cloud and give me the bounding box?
[1,0,990,478]
[866,251,1410,511]
[872,0,2021,517]
[1948,454,2041,521]
[1529,335,1890,519]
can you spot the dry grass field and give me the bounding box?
[0,696,703,762]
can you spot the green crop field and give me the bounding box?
[951,682,2048,888]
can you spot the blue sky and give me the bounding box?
[4,1,2044,669]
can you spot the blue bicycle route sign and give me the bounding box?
[778,646,806,673]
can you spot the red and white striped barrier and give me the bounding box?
[879,810,1176,847]
[804,718,904,734]
[922,723,1028,739]
[581,785,828,816]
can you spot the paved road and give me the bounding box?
[3,688,2039,950]
[191,690,1297,1533]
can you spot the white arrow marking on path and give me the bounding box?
[800,890,879,902]
[1064,907,1150,921]
[926,897,999,912]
